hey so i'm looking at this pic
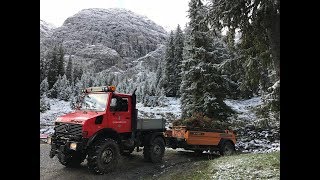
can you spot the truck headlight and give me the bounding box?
[47,136,51,144]
[70,142,77,150]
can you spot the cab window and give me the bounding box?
[110,96,128,112]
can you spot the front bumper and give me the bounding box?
[49,134,88,158]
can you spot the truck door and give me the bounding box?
[109,96,131,133]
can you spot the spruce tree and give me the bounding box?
[40,78,49,96]
[66,55,73,83]
[48,75,61,99]
[164,31,175,97]
[173,24,184,97]
[57,46,65,76]
[57,75,72,101]
[47,46,59,89]
[180,0,233,120]
[40,95,50,112]
[40,55,48,84]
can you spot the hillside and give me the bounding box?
[40,8,167,74]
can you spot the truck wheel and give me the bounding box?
[57,151,85,167]
[87,138,120,174]
[143,137,165,163]
[219,141,235,156]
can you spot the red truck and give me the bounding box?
[48,86,166,174]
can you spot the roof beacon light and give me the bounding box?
[108,85,116,92]
[83,85,116,93]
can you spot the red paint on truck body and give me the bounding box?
[55,92,133,138]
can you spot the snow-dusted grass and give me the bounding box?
[209,152,280,179]
[156,152,280,180]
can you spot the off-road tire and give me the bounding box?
[87,138,120,174]
[219,141,235,156]
[143,137,165,163]
[57,151,86,167]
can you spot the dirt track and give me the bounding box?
[40,143,219,180]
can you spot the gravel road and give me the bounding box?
[40,143,218,180]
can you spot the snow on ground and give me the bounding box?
[40,98,73,135]
[209,152,280,179]
[224,96,263,121]
[136,97,181,128]
[225,96,280,154]
[40,96,279,154]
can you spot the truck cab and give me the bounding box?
[49,86,166,174]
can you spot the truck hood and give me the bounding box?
[55,111,104,125]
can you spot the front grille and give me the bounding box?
[54,123,82,136]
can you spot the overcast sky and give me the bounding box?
[40,0,190,31]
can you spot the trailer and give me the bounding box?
[165,126,236,155]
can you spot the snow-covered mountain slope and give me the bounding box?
[40,20,55,39]
[41,8,168,73]
[40,20,56,54]
[50,8,167,58]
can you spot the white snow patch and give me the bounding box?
[136,97,181,128]
[40,99,73,134]
[224,96,262,121]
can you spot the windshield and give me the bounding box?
[80,93,109,111]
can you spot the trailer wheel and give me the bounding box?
[57,151,86,167]
[143,137,165,163]
[87,138,120,174]
[219,141,235,156]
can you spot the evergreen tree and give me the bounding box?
[164,31,175,97]
[40,95,50,112]
[173,24,184,97]
[66,55,73,83]
[208,0,280,78]
[57,46,65,76]
[40,78,49,96]
[57,75,72,101]
[40,54,48,84]
[180,0,233,120]
[73,66,83,84]
[47,46,59,89]
[48,75,62,98]
[208,0,280,125]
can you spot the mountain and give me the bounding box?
[41,8,168,72]
[40,20,56,54]
[40,20,55,39]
